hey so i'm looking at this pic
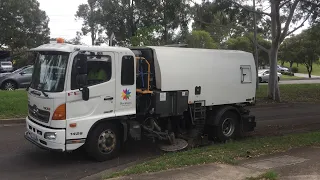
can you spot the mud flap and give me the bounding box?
[241,114,256,132]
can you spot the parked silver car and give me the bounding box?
[0,61,13,73]
[258,69,282,83]
[0,65,33,90]
[277,65,289,72]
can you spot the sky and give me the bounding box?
[38,0,309,45]
[38,0,91,44]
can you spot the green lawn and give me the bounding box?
[105,131,320,179]
[0,84,320,119]
[256,84,320,103]
[0,90,28,119]
[282,62,320,76]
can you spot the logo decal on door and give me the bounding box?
[121,88,131,100]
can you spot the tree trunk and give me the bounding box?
[89,2,95,46]
[268,46,281,102]
[91,29,95,46]
[289,61,293,68]
[267,1,281,102]
[281,61,284,66]
[307,64,312,78]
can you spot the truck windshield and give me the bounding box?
[30,51,70,92]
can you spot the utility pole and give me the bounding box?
[253,0,259,89]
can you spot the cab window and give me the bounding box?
[121,56,134,86]
[71,55,112,90]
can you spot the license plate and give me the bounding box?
[30,132,38,141]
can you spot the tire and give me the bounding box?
[3,81,17,91]
[259,77,262,83]
[85,122,121,162]
[278,77,280,82]
[213,111,239,142]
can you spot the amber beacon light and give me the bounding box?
[56,38,65,43]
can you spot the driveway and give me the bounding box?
[294,73,320,79]
[259,79,320,85]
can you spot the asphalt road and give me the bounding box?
[248,103,320,136]
[1,103,320,180]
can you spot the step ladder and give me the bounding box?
[189,100,206,137]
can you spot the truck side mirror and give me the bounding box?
[76,74,89,101]
[76,74,87,87]
[82,86,90,101]
[76,54,87,75]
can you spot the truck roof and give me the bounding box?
[30,43,133,54]
[31,43,251,55]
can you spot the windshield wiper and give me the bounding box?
[40,83,49,97]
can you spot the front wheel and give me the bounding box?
[213,111,239,142]
[85,122,121,162]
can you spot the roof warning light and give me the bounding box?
[56,38,65,43]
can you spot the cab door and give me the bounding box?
[115,54,136,116]
[66,51,116,121]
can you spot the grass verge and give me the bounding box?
[105,132,320,179]
[0,90,28,119]
[256,84,320,103]
[246,171,278,180]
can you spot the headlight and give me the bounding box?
[44,132,57,140]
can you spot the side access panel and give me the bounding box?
[152,91,189,117]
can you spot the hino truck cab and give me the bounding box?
[25,39,256,161]
[25,39,137,160]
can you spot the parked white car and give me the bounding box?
[258,69,282,83]
[0,61,13,73]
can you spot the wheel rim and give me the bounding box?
[4,82,15,91]
[98,130,116,154]
[222,118,235,137]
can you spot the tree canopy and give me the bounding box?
[280,23,320,77]
[0,0,50,51]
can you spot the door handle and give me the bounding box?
[104,96,113,101]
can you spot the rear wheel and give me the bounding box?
[85,122,121,162]
[3,81,16,91]
[259,77,262,83]
[278,77,280,82]
[213,111,239,142]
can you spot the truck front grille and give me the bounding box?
[28,104,50,123]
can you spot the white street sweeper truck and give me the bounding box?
[24,39,256,161]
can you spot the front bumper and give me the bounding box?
[24,117,66,152]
